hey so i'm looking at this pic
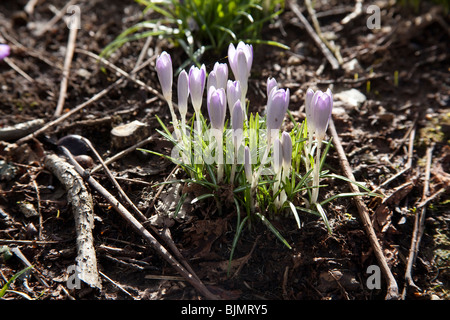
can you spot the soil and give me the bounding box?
[0,0,449,301]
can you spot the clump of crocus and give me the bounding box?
[307,88,333,205]
[0,44,10,60]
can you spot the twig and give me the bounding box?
[58,147,218,300]
[289,1,340,70]
[328,118,399,300]
[99,270,137,300]
[44,154,102,290]
[341,0,363,25]
[35,0,78,37]
[402,143,435,298]
[3,57,34,82]
[54,24,78,117]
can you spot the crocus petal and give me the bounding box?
[177,69,189,117]
[226,80,241,116]
[281,131,292,172]
[207,71,217,91]
[155,51,173,101]
[267,77,278,98]
[207,87,226,131]
[0,44,10,60]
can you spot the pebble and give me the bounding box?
[334,89,367,109]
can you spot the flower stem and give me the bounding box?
[311,138,322,205]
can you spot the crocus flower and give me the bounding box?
[189,64,206,134]
[212,62,228,90]
[228,41,253,104]
[189,64,207,113]
[207,86,226,131]
[232,100,244,149]
[226,80,241,116]
[281,131,292,173]
[177,69,189,122]
[155,51,173,102]
[156,51,180,140]
[0,44,10,60]
[266,87,290,145]
[230,100,244,184]
[207,86,226,183]
[304,88,316,134]
[311,88,333,141]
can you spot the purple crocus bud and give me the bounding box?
[266,87,290,145]
[189,64,207,113]
[226,80,241,116]
[207,70,217,91]
[212,62,228,90]
[272,138,283,175]
[281,131,292,172]
[267,77,278,98]
[244,146,252,184]
[0,44,10,60]
[228,42,253,98]
[312,88,333,141]
[207,86,226,131]
[177,69,189,118]
[155,51,173,102]
[304,88,315,133]
[232,100,244,149]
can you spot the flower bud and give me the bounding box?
[312,88,333,141]
[281,131,292,172]
[156,51,173,102]
[189,64,206,112]
[232,100,244,150]
[207,86,226,131]
[212,62,228,90]
[0,44,10,60]
[177,69,189,118]
[228,41,253,99]
[266,87,290,146]
[305,88,315,134]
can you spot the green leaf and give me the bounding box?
[0,266,33,298]
[316,203,332,234]
[254,212,292,249]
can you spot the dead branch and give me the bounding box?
[44,154,102,290]
[328,118,399,300]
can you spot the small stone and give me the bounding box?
[110,120,149,149]
[334,89,367,109]
[18,202,39,218]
